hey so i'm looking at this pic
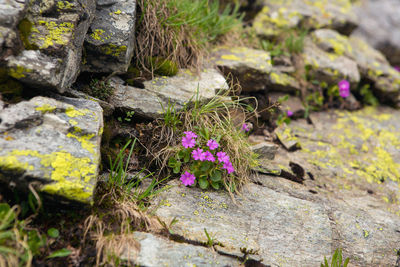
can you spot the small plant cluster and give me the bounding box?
[321,248,350,267]
[83,78,113,101]
[168,130,236,190]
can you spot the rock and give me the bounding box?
[83,0,137,73]
[349,37,400,107]
[0,0,27,59]
[268,71,301,93]
[352,0,400,66]
[211,46,272,92]
[0,96,103,204]
[269,92,305,116]
[65,88,115,117]
[303,38,360,86]
[253,0,357,39]
[152,180,333,266]
[109,69,229,119]
[4,0,96,92]
[311,29,400,107]
[251,141,278,160]
[274,124,302,151]
[121,232,242,267]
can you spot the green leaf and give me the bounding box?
[168,157,177,168]
[177,150,185,160]
[210,181,220,190]
[343,257,350,267]
[210,170,222,182]
[200,161,212,172]
[47,228,59,238]
[198,178,209,189]
[173,165,180,174]
[46,248,72,259]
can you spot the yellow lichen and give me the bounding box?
[66,132,96,154]
[57,1,74,10]
[65,106,90,117]
[100,44,127,57]
[8,65,32,79]
[90,29,106,41]
[35,103,56,113]
[32,20,75,49]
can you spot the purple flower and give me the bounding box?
[207,139,219,150]
[180,171,196,186]
[394,66,400,72]
[203,151,215,162]
[192,148,205,161]
[216,151,230,164]
[223,161,235,174]
[241,123,250,132]
[287,110,293,117]
[182,136,196,148]
[338,80,350,98]
[184,131,197,139]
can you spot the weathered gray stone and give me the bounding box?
[267,70,301,93]
[0,0,26,28]
[83,0,136,73]
[152,180,333,266]
[0,96,103,204]
[109,69,229,119]
[311,29,400,107]
[251,141,278,160]
[253,0,357,39]
[65,88,115,116]
[211,46,272,92]
[121,232,242,267]
[269,92,304,115]
[352,0,400,66]
[4,0,95,92]
[303,38,360,86]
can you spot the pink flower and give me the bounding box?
[180,171,196,186]
[287,110,293,117]
[192,148,205,161]
[182,136,196,148]
[223,161,235,174]
[394,66,400,72]
[184,131,197,139]
[203,151,215,162]
[241,123,250,132]
[207,139,219,150]
[216,151,230,164]
[338,80,350,98]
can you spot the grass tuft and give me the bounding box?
[134,0,243,73]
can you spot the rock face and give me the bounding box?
[109,69,229,119]
[121,232,242,267]
[303,38,360,86]
[5,0,96,92]
[83,0,137,73]
[152,106,400,266]
[253,0,357,38]
[311,29,400,107]
[0,96,103,204]
[352,0,400,66]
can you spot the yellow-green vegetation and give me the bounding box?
[150,57,179,76]
[321,248,350,267]
[0,69,24,102]
[135,0,243,72]
[100,44,127,57]
[0,203,46,266]
[8,65,32,79]
[18,18,38,50]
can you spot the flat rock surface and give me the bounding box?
[121,232,242,267]
[152,106,400,266]
[0,96,103,204]
[109,69,228,119]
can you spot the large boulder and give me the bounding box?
[83,0,137,73]
[253,0,357,39]
[109,69,229,119]
[4,0,96,92]
[0,96,103,204]
[352,0,400,66]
